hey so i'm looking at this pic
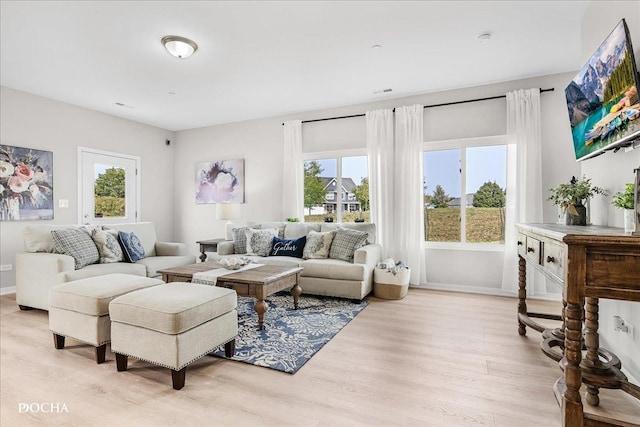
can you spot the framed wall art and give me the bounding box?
[0,144,54,221]
[195,159,244,204]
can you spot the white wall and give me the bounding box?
[579,0,640,383]
[0,87,176,291]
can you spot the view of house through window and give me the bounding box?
[303,155,368,223]
[423,141,506,244]
[94,164,126,217]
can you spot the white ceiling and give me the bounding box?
[0,1,590,131]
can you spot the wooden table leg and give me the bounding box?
[518,255,527,336]
[254,299,268,330]
[291,272,302,309]
[199,245,207,262]
[583,297,601,406]
[562,302,584,427]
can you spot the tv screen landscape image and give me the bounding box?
[565,19,640,161]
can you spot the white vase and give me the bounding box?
[623,209,635,234]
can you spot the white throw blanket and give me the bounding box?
[192,263,264,286]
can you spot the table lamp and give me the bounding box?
[216,203,241,239]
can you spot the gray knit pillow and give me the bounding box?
[51,228,100,269]
[231,226,250,254]
[329,228,368,262]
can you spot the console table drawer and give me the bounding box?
[525,236,542,264]
[542,241,565,282]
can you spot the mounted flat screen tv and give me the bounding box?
[565,19,640,161]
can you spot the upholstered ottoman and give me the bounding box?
[49,273,163,363]
[109,283,238,390]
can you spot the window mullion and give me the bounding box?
[336,157,342,222]
[460,148,467,243]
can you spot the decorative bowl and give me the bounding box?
[219,258,250,270]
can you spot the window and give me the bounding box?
[423,136,507,245]
[303,153,368,223]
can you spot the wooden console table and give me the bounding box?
[516,223,639,427]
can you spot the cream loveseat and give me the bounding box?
[16,222,195,310]
[210,222,381,300]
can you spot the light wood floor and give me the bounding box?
[1,289,637,427]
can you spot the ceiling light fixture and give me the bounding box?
[371,44,382,49]
[162,35,198,59]
[476,33,492,44]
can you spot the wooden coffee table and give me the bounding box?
[157,262,221,283]
[157,263,303,330]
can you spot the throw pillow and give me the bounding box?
[329,228,369,262]
[51,229,100,270]
[118,231,146,262]
[231,226,256,254]
[245,228,278,257]
[303,230,336,259]
[91,228,124,263]
[269,236,306,258]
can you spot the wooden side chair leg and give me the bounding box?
[115,353,128,372]
[53,333,65,349]
[171,367,186,390]
[95,344,107,364]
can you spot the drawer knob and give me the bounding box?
[517,241,523,246]
[527,247,535,253]
[546,256,555,263]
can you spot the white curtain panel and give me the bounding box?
[394,105,426,286]
[366,109,394,258]
[282,120,304,220]
[501,88,544,294]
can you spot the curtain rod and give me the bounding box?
[282,87,555,125]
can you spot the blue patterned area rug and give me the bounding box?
[211,292,368,374]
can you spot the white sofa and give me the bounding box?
[210,222,381,300]
[16,222,196,311]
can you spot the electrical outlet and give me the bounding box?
[0,264,12,272]
[613,315,634,338]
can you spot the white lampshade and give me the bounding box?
[216,203,241,221]
[161,35,198,59]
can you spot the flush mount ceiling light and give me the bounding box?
[476,33,492,44]
[161,35,198,59]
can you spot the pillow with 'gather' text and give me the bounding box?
[269,236,306,258]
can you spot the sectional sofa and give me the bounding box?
[210,221,381,300]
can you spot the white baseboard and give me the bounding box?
[0,286,16,296]
[410,282,561,301]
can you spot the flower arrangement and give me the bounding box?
[612,183,635,210]
[0,145,53,221]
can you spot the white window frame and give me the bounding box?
[422,135,507,252]
[78,147,141,225]
[303,148,367,222]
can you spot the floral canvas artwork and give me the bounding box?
[0,145,54,221]
[195,159,244,204]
